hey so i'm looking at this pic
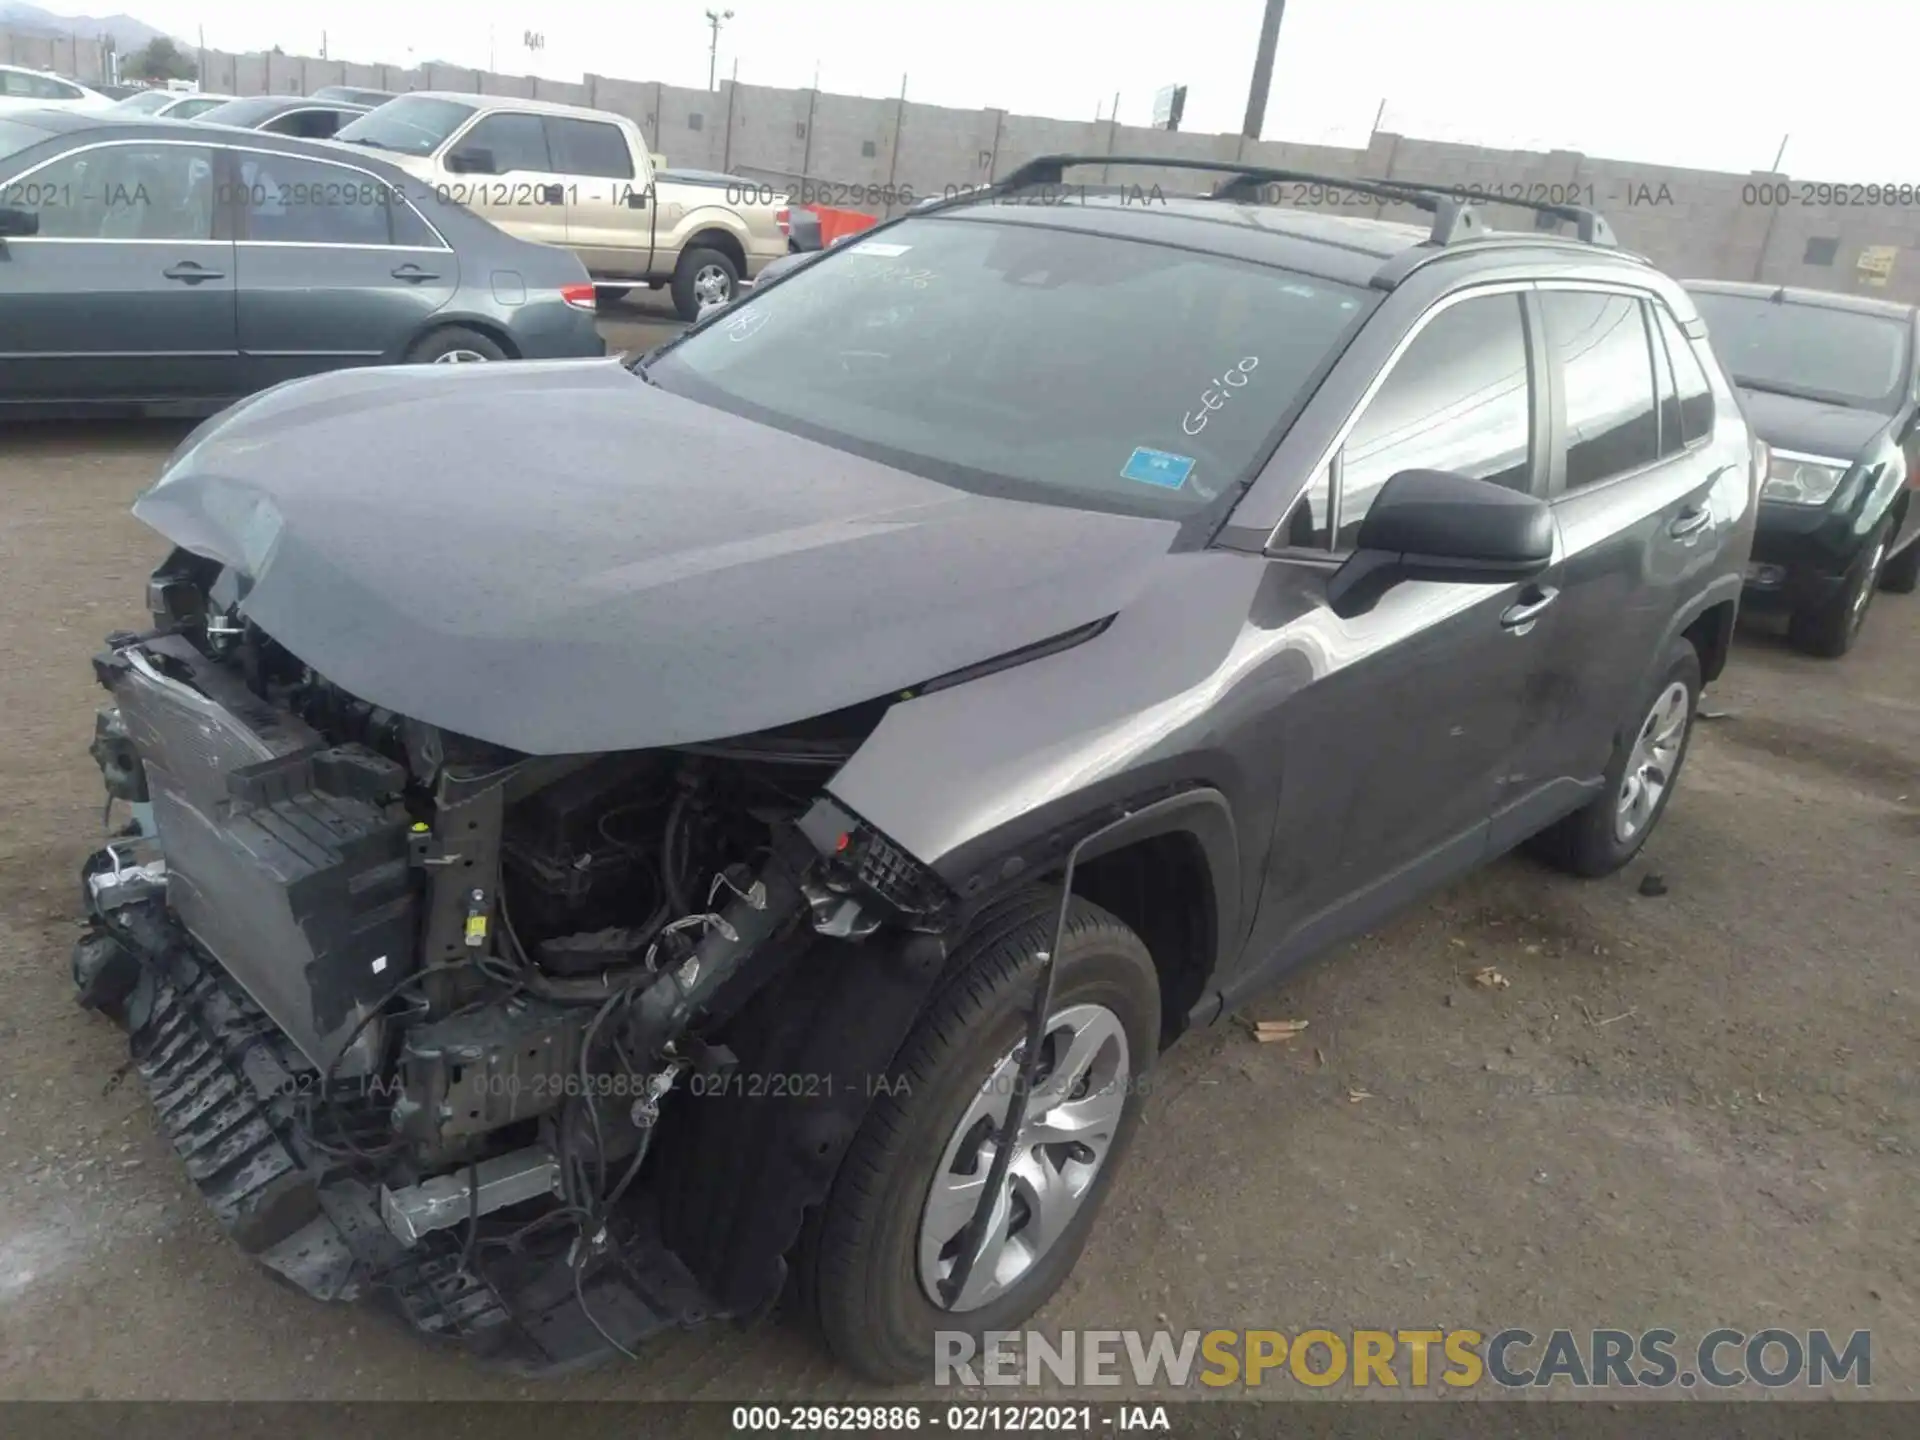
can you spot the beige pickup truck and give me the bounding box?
[330,92,786,319]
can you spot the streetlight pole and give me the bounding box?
[1241,0,1287,140]
[706,8,733,92]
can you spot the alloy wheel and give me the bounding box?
[917,1002,1130,1312]
[1615,680,1691,844]
[694,263,733,310]
[1851,537,1887,631]
[430,349,491,364]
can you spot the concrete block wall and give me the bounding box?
[9,21,1920,301]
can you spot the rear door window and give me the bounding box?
[1652,304,1715,445]
[1539,290,1660,491]
[547,117,632,179]
[234,151,392,245]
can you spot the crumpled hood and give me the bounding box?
[1737,387,1891,461]
[136,360,1180,754]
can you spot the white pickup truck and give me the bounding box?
[332,92,787,319]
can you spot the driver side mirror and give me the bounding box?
[445,147,497,175]
[1323,469,1553,619]
[0,205,40,237]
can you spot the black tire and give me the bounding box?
[800,889,1160,1383]
[1532,637,1702,878]
[1879,530,1919,594]
[1788,517,1892,657]
[670,246,740,321]
[404,326,508,365]
[595,284,634,305]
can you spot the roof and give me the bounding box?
[933,185,1652,291]
[199,94,367,113]
[0,111,420,178]
[400,90,637,123]
[1682,278,1917,320]
[919,154,1648,292]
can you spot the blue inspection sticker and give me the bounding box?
[1120,447,1196,490]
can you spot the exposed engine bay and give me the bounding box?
[74,547,957,1371]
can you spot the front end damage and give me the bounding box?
[73,550,955,1372]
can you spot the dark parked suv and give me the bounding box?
[1685,280,1920,655]
[69,157,1757,1382]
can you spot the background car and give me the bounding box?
[109,89,237,121]
[310,84,397,107]
[1687,280,1920,655]
[0,62,112,114]
[0,108,605,418]
[189,94,371,140]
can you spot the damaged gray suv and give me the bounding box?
[73,157,1758,1380]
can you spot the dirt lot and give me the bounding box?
[0,341,1915,1400]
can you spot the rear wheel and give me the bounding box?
[1533,637,1701,878]
[801,890,1159,1383]
[671,246,739,321]
[1789,519,1891,656]
[405,326,507,365]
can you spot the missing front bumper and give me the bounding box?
[77,869,719,1375]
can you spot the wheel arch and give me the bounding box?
[396,314,521,362]
[1652,572,1742,697]
[680,226,747,275]
[1060,789,1239,1048]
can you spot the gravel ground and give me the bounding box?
[0,354,1914,1400]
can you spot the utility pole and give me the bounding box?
[1241,0,1287,140]
[705,9,733,93]
[320,31,328,61]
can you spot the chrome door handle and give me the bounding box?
[1669,506,1712,540]
[1500,586,1559,632]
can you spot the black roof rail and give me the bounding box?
[1359,177,1617,247]
[922,153,1484,247]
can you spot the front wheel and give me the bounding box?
[1532,637,1702,878]
[671,246,740,321]
[801,890,1160,1383]
[1879,531,1919,594]
[1789,519,1891,656]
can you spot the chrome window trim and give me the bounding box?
[5,136,452,251]
[1264,279,1537,556]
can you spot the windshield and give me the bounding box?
[644,215,1373,518]
[191,97,287,128]
[110,90,175,115]
[333,96,476,155]
[1689,290,1911,411]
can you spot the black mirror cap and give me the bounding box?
[1326,469,1552,618]
[446,148,496,175]
[0,206,40,237]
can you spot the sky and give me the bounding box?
[77,0,1911,182]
